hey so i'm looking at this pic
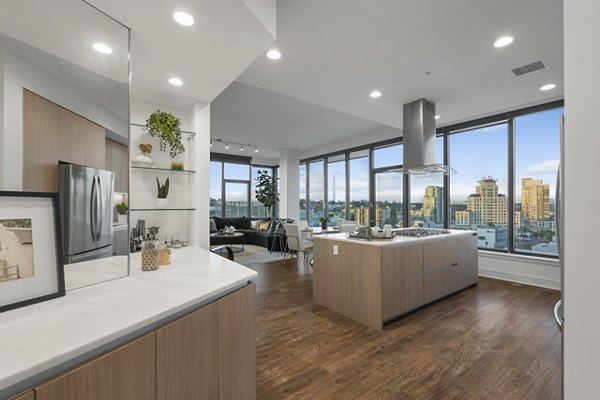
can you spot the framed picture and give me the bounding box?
[0,191,65,313]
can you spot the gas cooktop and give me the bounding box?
[395,228,452,237]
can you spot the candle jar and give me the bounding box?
[141,240,159,271]
[158,245,171,266]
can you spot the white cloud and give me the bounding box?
[525,160,559,175]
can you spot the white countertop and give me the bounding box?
[0,246,257,396]
[313,229,476,247]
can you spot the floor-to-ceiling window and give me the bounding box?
[251,166,273,218]
[308,160,325,227]
[449,123,509,251]
[223,162,250,217]
[210,156,277,218]
[348,150,370,225]
[209,161,222,217]
[373,143,403,228]
[299,163,307,221]
[513,108,562,257]
[327,155,346,226]
[410,137,445,228]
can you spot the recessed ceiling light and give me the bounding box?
[435,115,441,120]
[173,11,194,26]
[254,146,258,153]
[369,90,382,98]
[92,43,113,54]
[168,77,183,86]
[540,83,557,91]
[494,36,514,48]
[266,49,282,60]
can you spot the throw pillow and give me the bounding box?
[250,219,259,230]
[209,218,217,232]
[257,219,271,231]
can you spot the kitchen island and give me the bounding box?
[312,229,478,330]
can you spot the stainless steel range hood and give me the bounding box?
[394,98,455,175]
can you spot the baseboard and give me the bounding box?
[478,267,560,290]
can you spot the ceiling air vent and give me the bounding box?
[512,60,546,77]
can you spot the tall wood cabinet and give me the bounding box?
[22,89,106,192]
[105,138,129,193]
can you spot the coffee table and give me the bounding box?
[210,232,245,253]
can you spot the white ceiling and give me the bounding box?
[237,0,564,130]
[211,81,393,159]
[0,0,128,83]
[87,0,276,109]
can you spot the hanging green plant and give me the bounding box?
[145,110,185,158]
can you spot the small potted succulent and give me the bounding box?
[145,110,185,158]
[115,202,128,224]
[156,177,170,208]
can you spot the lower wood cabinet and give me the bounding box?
[21,283,255,400]
[11,391,35,400]
[156,283,256,400]
[35,334,156,400]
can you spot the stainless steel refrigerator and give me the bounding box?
[554,115,564,330]
[58,163,114,263]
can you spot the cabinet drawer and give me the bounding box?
[423,264,461,303]
[423,239,457,273]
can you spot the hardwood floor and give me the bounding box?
[250,259,561,400]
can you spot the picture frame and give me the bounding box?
[0,191,65,313]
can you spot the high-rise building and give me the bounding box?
[461,177,507,225]
[353,207,370,226]
[422,185,444,223]
[521,178,550,221]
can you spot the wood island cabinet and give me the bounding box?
[314,233,478,330]
[13,284,256,400]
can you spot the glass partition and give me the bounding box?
[0,0,130,289]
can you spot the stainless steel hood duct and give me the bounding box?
[393,98,455,175]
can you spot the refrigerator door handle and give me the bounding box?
[554,299,563,327]
[97,175,103,240]
[90,175,97,242]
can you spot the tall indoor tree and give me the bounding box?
[255,170,279,218]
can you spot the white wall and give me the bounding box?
[0,47,128,190]
[564,1,600,398]
[278,149,300,220]
[129,98,210,250]
[478,252,560,290]
[129,99,193,246]
[191,102,210,249]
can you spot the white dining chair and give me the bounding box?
[283,223,313,266]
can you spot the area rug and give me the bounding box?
[232,245,287,266]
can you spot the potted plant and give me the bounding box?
[156,177,170,208]
[254,170,279,217]
[319,216,330,230]
[145,110,185,158]
[115,202,128,224]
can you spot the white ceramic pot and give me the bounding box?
[156,198,169,208]
[117,214,128,224]
[132,154,154,168]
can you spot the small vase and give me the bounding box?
[156,198,169,208]
[141,240,159,271]
[321,221,328,230]
[132,153,154,168]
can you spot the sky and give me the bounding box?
[212,107,562,207]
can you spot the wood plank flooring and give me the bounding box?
[250,259,561,400]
